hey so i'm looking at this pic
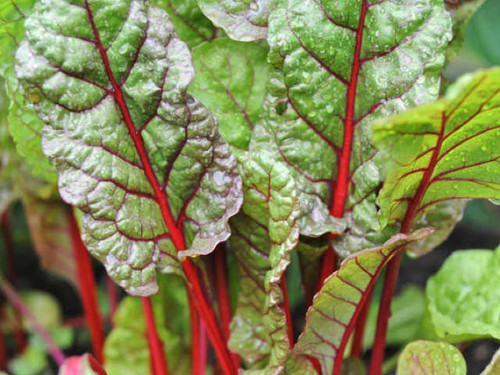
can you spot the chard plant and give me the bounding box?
[0,0,499,374]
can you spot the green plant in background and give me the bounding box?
[0,0,499,375]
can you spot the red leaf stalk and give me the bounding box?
[188,292,205,375]
[67,210,105,363]
[214,246,239,367]
[106,276,118,320]
[0,277,66,366]
[0,329,6,370]
[141,297,169,375]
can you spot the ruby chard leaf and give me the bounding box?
[197,0,270,42]
[15,0,242,296]
[254,0,452,240]
[188,39,270,152]
[151,0,217,48]
[375,68,500,234]
[59,354,107,375]
[396,340,466,375]
[293,228,432,375]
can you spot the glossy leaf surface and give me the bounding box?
[294,229,432,374]
[189,39,269,151]
[256,0,451,238]
[397,340,465,375]
[197,0,270,41]
[376,68,500,232]
[426,245,500,341]
[152,0,216,48]
[15,0,242,295]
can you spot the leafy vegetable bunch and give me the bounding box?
[0,0,499,374]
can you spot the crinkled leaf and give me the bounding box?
[23,197,77,286]
[104,291,189,375]
[59,354,107,375]
[445,0,486,65]
[229,151,300,371]
[151,0,216,48]
[397,340,466,375]
[255,0,451,239]
[15,0,242,296]
[197,0,270,42]
[481,348,500,375]
[363,285,426,350]
[189,39,269,151]
[426,245,500,341]
[294,229,432,375]
[376,68,500,236]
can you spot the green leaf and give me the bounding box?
[59,354,107,375]
[294,228,432,374]
[396,340,466,375]
[23,197,77,286]
[188,39,270,151]
[197,0,270,42]
[481,348,500,375]
[8,345,48,375]
[229,151,300,371]
[426,245,500,341]
[151,0,216,48]
[254,0,451,239]
[375,68,500,236]
[363,285,426,350]
[445,0,486,65]
[104,292,189,375]
[15,0,242,296]
[0,0,58,183]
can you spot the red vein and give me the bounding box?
[82,3,236,373]
[330,0,368,219]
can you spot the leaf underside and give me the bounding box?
[253,0,451,241]
[59,354,107,375]
[294,228,432,374]
[16,0,242,296]
[397,340,466,375]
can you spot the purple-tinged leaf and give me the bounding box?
[294,228,432,374]
[59,354,107,375]
[252,0,452,243]
[15,0,242,296]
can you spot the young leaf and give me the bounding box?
[255,0,451,238]
[151,0,216,48]
[104,293,189,375]
[426,245,500,341]
[59,354,107,375]
[397,340,466,375]
[293,228,432,375]
[197,0,270,42]
[375,68,500,234]
[189,39,270,151]
[228,151,300,370]
[23,197,77,287]
[445,0,486,65]
[15,0,242,295]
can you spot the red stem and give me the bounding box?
[315,245,337,294]
[369,113,447,375]
[0,329,6,370]
[350,294,371,358]
[67,210,105,363]
[214,246,239,368]
[280,276,294,347]
[188,292,202,375]
[83,3,237,372]
[1,212,27,353]
[198,318,208,375]
[142,297,169,375]
[0,277,66,366]
[106,276,118,320]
